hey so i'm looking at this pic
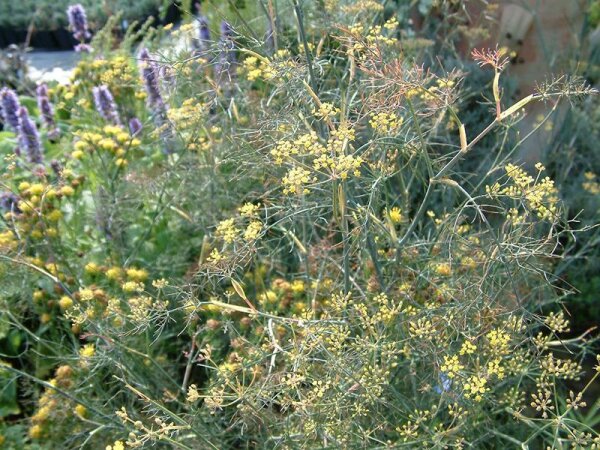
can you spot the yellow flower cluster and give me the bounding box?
[370,111,403,134]
[441,355,464,379]
[0,230,16,250]
[544,310,570,333]
[486,163,559,223]
[167,99,205,130]
[71,56,137,95]
[463,375,488,401]
[583,171,600,194]
[347,17,399,54]
[7,177,80,242]
[213,204,265,248]
[244,221,263,241]
[313,102,340,120]
[387,206,403,223]
[241,50,293,82]
[486,329,511,355]
[271,132,322,165]
[459,340,477,355]
[313,124,363,180]
[216,218,239,244]
[282,167,314,195]
[335,0,384,14]
[239,202,261,217]
[27,364,75,439]
[74,126,140,167]
[408,318,434,339]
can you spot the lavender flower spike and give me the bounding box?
[36,83,60,140]
[216,21,236,84]
[129,117,142,136]
[199,16,211,43]
[92,85,121,126]
[67,4,91,42]
[0,192,21,214]
[75,43,92,53]
[0,87,21,130]
[18,107,43,164]
[139,48,165,109]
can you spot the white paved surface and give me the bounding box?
[27,50,79,84]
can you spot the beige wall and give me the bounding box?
[465,0,587,164]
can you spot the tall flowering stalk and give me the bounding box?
[0,87,21,130]
[139,48,165,110]
[193,6,211,57]
[92,85,121,126]
[67,4,92,52]
[36,83,60,140]
[129,117,142,136]
[216,21,237,85]
[139,49,174,153]
[265,20,275,54]
[199,16,211,46]
[18,107,42,164]
[0,192,21,214]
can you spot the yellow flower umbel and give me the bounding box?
[126,267,148,282]
[440,355,464,379]
[216,218,239,244]
[80,344,95,358]
[387,207,403,224]
[370,112,403,134]
[312,102,340,120]
[239,202,261,218]
[463,375,488,401]
[283,167,313,195]
[487,163,560,223]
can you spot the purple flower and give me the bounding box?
[216,21,237,84]
[139,48,165,110]
[50,159,63,177]
[265,21,275,54]
[434,373,453,395]
[36,83,60,140]
[0,87,21,130]
[92,85,121,126]
[75,43,92,53]
[18,107,42,164]
[198,15,211,50]
[67,4,91,42]
[0,192,21,214]
[129,117,142,136]
[139,49,174,154]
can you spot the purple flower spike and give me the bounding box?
[36,83,60,140]
[139,49,174,154]
[0,87,21,130]
[265,21,275,54]
[216,21,236,84]
[199,16,211,48]
[129,117,142,136]
[220,20,234,40]
[139,48,165,110]
[67,4,91,42]
[50,159,63,177]
[75,43,92,53]
[0,192,21,214]
[18,107,42,164]
[92,85,121,126]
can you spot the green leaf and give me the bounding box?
[0,367,20,418]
